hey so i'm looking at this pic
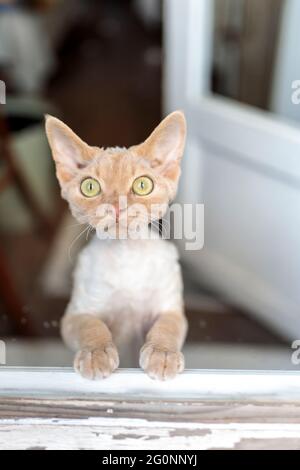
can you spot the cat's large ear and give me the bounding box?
[132,111,186,181]
[45,115,93,185]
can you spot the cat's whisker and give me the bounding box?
[150,218,170,238]
[66,216,91,229]
[86,225,94,241]
[66,222,87,230]
[160,219,171,237]
[136,217,163,237]
[153,223,165,238]
[68,225,90,262]
[156,216,171,232]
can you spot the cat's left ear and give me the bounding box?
[131,111,186,181]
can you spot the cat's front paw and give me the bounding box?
[74,343,119,380]
[139,343,184,380]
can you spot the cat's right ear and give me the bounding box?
[45,115,93,184]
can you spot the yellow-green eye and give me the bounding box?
[80,177,101,198]
[132,176,154,196]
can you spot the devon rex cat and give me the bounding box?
[45,111,187,380]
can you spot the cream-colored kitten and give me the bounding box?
[45,111,187,380]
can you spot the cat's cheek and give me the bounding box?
[69,205,86,223]
[68,195,100,218]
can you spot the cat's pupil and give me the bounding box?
[89,183,93,191]
[140,181,145,189]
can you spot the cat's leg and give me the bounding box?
[61,313,119,380]
[139,312,187,380]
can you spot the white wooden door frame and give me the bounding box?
[163,0,300,339]
[2,367,300,400]
[1,367,300,449]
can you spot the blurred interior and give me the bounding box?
[0,0,297,369]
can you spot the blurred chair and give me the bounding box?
[0,112,54,335]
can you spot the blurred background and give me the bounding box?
[0,0,299,369]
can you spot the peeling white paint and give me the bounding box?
[1,417,300,450]
[3,416,300,430]
[1,367,300,449]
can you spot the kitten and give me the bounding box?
[45,111,187,380]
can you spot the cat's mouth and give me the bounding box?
[94,214,151,239]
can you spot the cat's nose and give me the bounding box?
[114,204,120,221]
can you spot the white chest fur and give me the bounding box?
[66,235,183,327]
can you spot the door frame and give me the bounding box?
[163,0,300,339]
[164,0,300,184]
[1,367,300,449]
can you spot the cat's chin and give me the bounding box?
[95,223,155,241]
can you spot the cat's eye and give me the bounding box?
[80,177,101,198]
[132,176,154,196]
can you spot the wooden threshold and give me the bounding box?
[1,367,300,449]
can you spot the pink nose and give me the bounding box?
[114,204,120,221]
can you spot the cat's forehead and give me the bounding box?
[89,146,151,176]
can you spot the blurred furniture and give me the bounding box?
[0,3,55,93]
[0,113,53,335]
[0,113,53,236]
[0,96,58,233]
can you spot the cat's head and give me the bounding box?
[45,111,186,238]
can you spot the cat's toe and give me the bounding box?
[74,344,119,380]
[139,343,184,381]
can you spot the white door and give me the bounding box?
[164,0,300,339]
